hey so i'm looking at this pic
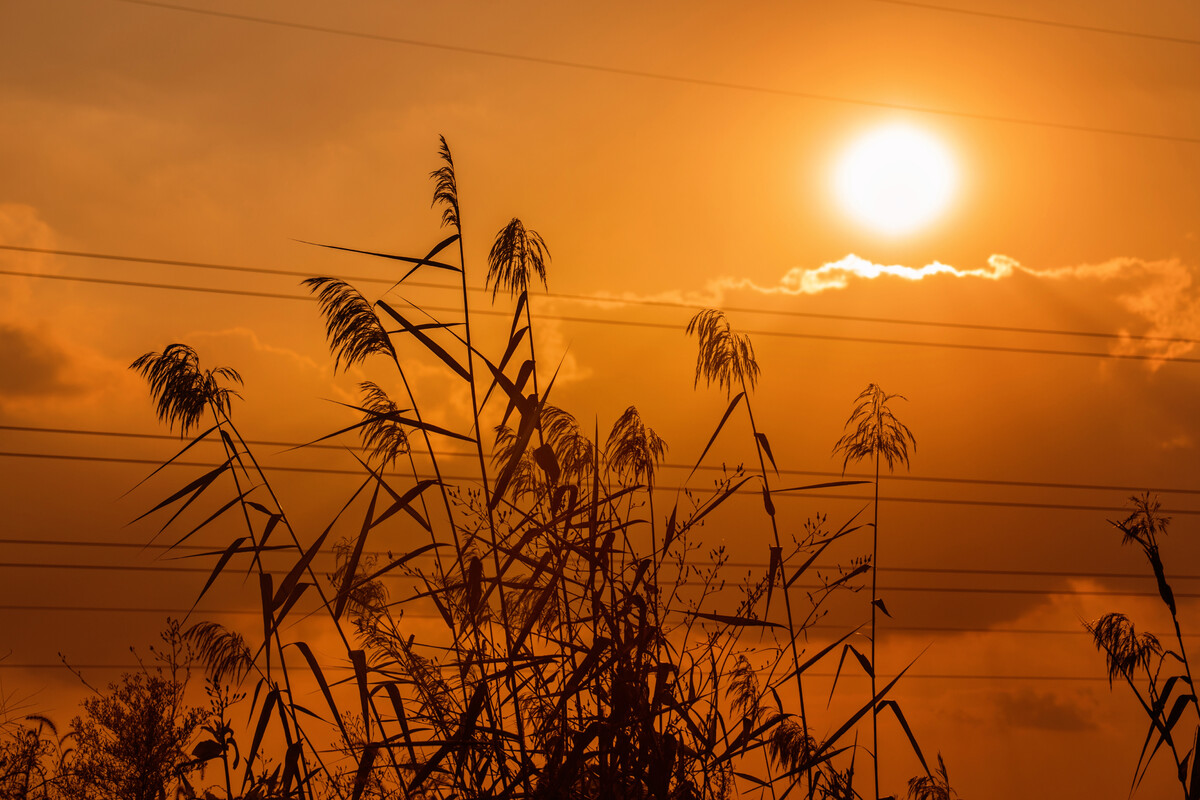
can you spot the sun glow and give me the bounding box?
[833,123,957,235]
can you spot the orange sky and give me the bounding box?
[2,1,1200,798]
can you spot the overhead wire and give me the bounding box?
[8,0,1194,692]
[1,560,1196,600]
[3,449,1198,514]
[9,536,1200,587]
[4,243,1198,347]
[863,0,1200,47]
[0,658,1123,681]
[106,0,1200,145]
[4,537,1200,585]
[7,422,1199,496]
[2,267,1197,365]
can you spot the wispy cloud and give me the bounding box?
[575,252,1200,366]
[1031,256,1200,362]
[714,253,1017,296]
[706,253,1199,364]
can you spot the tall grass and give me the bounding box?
[1088,492,1200,800]
[119,137,943,799]
[833,385,915,800]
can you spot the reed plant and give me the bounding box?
[833,385,916,800]
[1088,492,1200,800]
[123,137,940,799]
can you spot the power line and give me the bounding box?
[9,423,1198,497]
[0,604,254,615]
[4,449,1199,514]
[108,0,1200,145]
[865,0,1200,47]
[0,657,1120,681]
[9,422,1200,496]
[4,537,1194,583]
[0,244,457,291]
[0,600,1184,638]
[3,268,1196,365]
[1,602,1183,639]
[5,244,1197,347]
[2,560,1196,600]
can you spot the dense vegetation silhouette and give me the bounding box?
[0,137,1014,800]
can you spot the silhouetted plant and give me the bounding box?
[686,309,759,397]
[69,664,205,799]
[606,405,667,487]
[1088,493,1200,799]
[355,381,410,469]
[125,137,919,800]
[0,714,73,799]
[301,278,396,372]
[130,345,242,436]
[687,310,895,799]
[906,753,961,800]
[182,622,253,688]
[486,218,549,301]
[833,383,916,800]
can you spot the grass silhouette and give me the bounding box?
[1088,493,1200,800]
[833,385,916,800]
[1,137,972,800]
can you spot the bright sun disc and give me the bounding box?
[834,124,957,235]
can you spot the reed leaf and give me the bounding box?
[376,300,469,381]
[296,233,460,273]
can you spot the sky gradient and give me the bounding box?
[2,1,1200,798]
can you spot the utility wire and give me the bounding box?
[0,601,1187,639]
[2,268,1196,365]
[865,0,1200,47]
[4,537,1198,582]
[4,449,1199,514]
[0,657,1120,680]
[108,0,1200,145]
[4,244,1197,347]
[7,422,1199,497]
[2,561,1197,600]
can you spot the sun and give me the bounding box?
[833,123,958,236]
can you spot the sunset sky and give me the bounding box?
[3,1,1200,798]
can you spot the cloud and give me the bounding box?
[598,252,1200,366]
[0,324,81,400]
[713,253,1016,296]
[992,687,1097,732]
[1031,256,1200,362]
[0,203,58,316]
[1161,433,1193,451]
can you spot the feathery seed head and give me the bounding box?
[357,382,409,468]
[832,383,916,473]
[686,309,760,397]
[605,405,667,486]
[130,344,242,435]
[303,277,395,372]
[431,135,461,231]
[1086,612,1161,686]
[487,217,550,300]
